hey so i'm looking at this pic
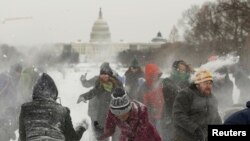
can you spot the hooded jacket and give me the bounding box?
[19,73,85,141]
[137,64,165,121]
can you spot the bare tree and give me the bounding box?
[169,26,180,43]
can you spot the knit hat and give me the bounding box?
[100,62,113,76]
[130,57,140,68]
[110,87,132,116]
[194,70,213,84]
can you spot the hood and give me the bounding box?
[145,64,161,87]
[32,73,58,101]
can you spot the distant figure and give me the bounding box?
[232,64,250,105]
[18,65,40,104]
[124,57,144,99]
[162,60,192,141]
[224,101,250,124]
[0,63,22,141]
[173,70,222,141]
[213,67,234,113]
[19,73,88,141]
[98,87,162,141]
[77,62,123,141]
[0,63,22,108]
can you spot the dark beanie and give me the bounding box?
[130,57,140,68]
[110,87,132,116]
[100,62,113,76]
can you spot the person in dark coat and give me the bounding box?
[173,70,222,141]
[162,60,192,141]
[124,57,144,99]
[224,101,250,124]
[19,73,87,141]
[0,63,22,141]
[77,63,123,141]
[98,87,162,141]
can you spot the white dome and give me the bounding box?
[90,8,111,42]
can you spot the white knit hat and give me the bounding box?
[110,87,132,116]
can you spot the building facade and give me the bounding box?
[66,8,167,62]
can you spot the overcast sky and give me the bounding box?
[0,0,213,46]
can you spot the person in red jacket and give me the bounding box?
[136,64,165,139]
[98,87,162,141]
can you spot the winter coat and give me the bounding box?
[162,77,190,120]
[161,77,190,141]
[224,101,250,124]
[173,84,222,141]
[19,73,85,141]
[79,76,123,129]
[80,75,99,119]
[99,101,162,141]
[124,68,144,99]
[141,83,164,121]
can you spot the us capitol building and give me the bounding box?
[57,8,167,62]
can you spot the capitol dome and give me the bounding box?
[90,8,111,42]
[151,31,167,43]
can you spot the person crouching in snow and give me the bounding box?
[97,87,162,141]
[19,73,88,141]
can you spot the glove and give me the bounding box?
[80,73,87,82]
[194,127,204,141]
[77,95,87,104]
[76,118,89,130]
